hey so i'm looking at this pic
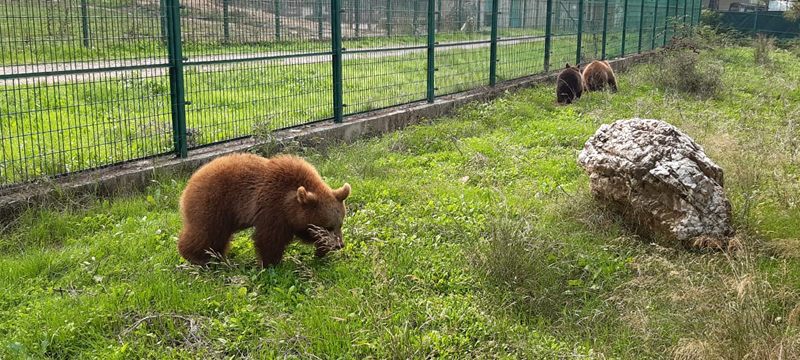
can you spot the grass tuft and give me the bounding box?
[754,34,775,66]
[651,50,724,98]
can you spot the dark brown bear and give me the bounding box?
[582,60,618,92]
[177,153,351,267]
[556,63,584,104]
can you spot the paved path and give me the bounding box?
[0,35,555,86]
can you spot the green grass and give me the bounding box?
[2,44,800,358]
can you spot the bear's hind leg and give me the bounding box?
[608,76,618,93]
[178,226,233,265]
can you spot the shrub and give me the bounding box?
[786,3,800,21]
[777,38,800,57]
[700,9,722,29]
[652,50,724,98]
[753,34,775,66]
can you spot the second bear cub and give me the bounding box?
[582,60,618,92]
[177,153,351,267]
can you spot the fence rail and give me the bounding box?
[0,0,700,187]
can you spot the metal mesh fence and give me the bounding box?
[496,0,548,81]
[717,11,800,39]
[434,1,491,96]
[1,0,173,186]
[179,0,335,147]
[341,1,429,115]
[0,0,699,187]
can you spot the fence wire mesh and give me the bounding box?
[1,0,698,188]
[716,11,800,39]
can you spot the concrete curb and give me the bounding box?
[0,52,656,221]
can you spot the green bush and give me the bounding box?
[652,50,724,98]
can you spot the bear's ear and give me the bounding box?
[334,183,351,202]
[297,186,317,205]
[565,63,571,69]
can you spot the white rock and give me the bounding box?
[578,119,734,247]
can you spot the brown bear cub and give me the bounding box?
[582,60,618,92]
[556,63,584,104]
[177,153,351,267]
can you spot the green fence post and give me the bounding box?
[490,0,499,86]
[223,0,230,44]
[80,0,91,48]
[577,0,584,64]
[673,0,678,37]
[638,0,645,53]
[682,0,687,25]
[274,0,281,41]
[386,0,392,36]
[663,0,669,46]
[332,0,344,123]
[166,0,188,158]
[544,0,553,71]
[601,0,609,59]
[673,0,677,25]
[622,0,629,55]
[651,0,658,50]
[427,0,436,102]
[355,0,361,38]
[696,0,700,26]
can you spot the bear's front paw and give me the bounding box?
[307,224,343,257]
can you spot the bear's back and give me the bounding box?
[261,155,325,193]
[180,153,327,227]
[583,61,608,79]
[179,154,270,224]
[582,61,612,90]
[558,68,581,86]
[188,153,271,192]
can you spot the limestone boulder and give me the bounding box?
[578,118,734,248]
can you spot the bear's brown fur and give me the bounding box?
[582,60,618,92]
[177,153,351,267]
[556,63,584,104]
